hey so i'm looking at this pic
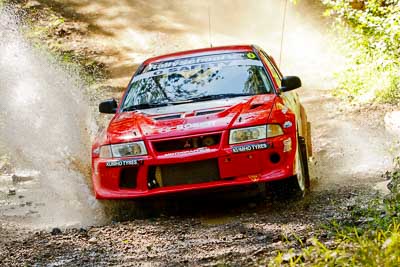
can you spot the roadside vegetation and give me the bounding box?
[270,163,400,266]
[322,0,400,103]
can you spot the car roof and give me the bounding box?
[143,45,255,65]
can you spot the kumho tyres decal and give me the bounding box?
[232,143,270,153]
[106,159,141,168]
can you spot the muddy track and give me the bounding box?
[0,187,379,266]
[0,0,396,266]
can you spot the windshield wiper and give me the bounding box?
[186,93,254,103]
[122,102,169,111]
[122,94,254,111]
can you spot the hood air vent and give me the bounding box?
[195,109,225,116]
[249,104,263,109]
[153,114,182,121]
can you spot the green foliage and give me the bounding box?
[323,0,400,103]
[270,167,400,266]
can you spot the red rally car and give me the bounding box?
[92,45,312,199]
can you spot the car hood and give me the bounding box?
[107,94,276,143]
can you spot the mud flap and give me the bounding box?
[306,121,312,157]
[299,136,310,189]
[300,104,312,158]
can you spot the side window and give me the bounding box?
[259,51,282,88]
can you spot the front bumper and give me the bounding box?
[92,133,297,199]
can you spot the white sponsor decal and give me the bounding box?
[146,53,245,71]
[283,121,293,128]
[232,143,270,153]
[158,120,218,133]
[176,121,217,130]
[106,159,140,168]
[162,147,210,157]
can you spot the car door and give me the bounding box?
[259,50,302,130]
[259,50,311,154]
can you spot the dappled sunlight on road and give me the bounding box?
[62,0,344,89]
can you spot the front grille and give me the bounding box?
[152,134,221,152]
[147,159,220,188]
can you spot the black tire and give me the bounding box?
[266,135,310,199]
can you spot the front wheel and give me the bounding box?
[291,135,310,196]
[267,135,310,199]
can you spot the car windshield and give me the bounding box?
[121,52,274,111]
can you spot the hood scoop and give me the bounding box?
[152,108,225,121]
[195,108,225,116]
[152,114,182,121]
[249,104,263,109]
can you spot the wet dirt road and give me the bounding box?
[0,0,396,265]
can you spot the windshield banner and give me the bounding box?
[133,59,263,82]
[146,52,252,71]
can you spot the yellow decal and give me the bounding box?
[276,103,288,114]
[246,52,256,59]
[248,174,260,182]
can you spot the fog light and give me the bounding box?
[155,166,163,187]
[270,153,280,164]
[283,138,292,152]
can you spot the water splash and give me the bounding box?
[0,7,104,228]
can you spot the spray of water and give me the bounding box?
[0,7,104,228]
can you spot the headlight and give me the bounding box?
[111,141,147,157]
[229,125,267,144]
[266,124,284,138]
[229,124,284,144]
[99,141,148,158]
[99,145,112,158]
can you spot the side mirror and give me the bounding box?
[99,98,118,114]
[280,76,301,92]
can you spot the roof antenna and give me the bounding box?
[208,4,213,47]
[279,0,288,68]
